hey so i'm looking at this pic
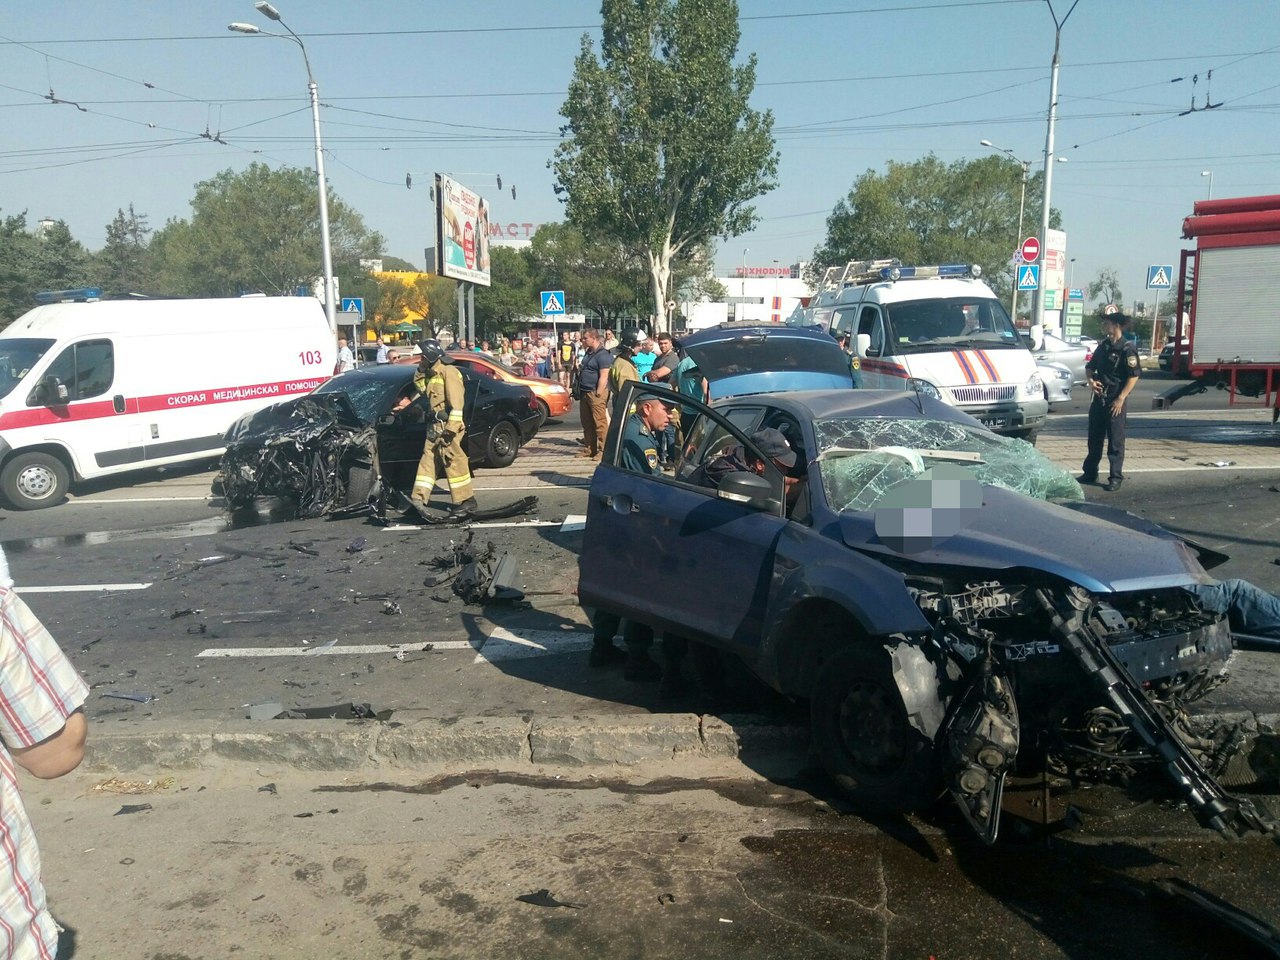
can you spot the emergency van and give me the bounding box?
[0,291,335,509]
[803,261,1047,440]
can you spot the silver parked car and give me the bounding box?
[1037,359,1073,407]
[1032,332,1088,384]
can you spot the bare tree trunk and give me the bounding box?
[648,247,673,335]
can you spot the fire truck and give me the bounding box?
[1158,194,1280,417]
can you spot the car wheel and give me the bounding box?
[343,464,377,507]
[484,420,520,469]
[810,645,938,813]
[534,398,550,429]
[1,452,71,510]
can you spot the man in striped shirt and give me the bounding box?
[0,585,89,959]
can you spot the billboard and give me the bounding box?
[434,173,492,287]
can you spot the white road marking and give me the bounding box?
[67,497,211,504]
[16,583,153,593]
[472,627,593,663]
[196,640,480,658]
[380,515,589,532]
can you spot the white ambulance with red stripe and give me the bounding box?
[0,290,334,509]
[811,261,1048,441]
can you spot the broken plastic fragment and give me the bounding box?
[258,783,278,796]
[100,691,157,704]
[346,537,368,553]
[515,889,584,909]
[247,701,286,721]
[382,600,402,616]
[113,803,153,816]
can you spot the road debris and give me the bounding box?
[1199,460,1237,468]
[288,542,319,557]
[93,777,174,795]
[515,889,584,909]
[381,600,402,616]
[169,609,199,619]
[420,532,524,604]
[258,783,278,796]
[113,803,153,816]
[100,691,157,704]
[346,537,368,553]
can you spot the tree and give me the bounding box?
[810,154,1058,304]
[525,223,647,326]
[149,163,384,299]
[93,204,152,295]
[552,0,778,332]
[475,246,537,339]
[1087,267,1124,309]
[369,272,457,339]
[27,220,90,294]
[0,211,36,325]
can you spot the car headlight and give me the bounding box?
[1026,373,1044,395]
[1050,367,1071,381]
[551,384,568,395]
[906,378,942,400]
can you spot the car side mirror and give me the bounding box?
[38,375,68,405]
[855,333,874,358]
[717,471,775,511]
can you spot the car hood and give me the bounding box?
[682,330,854,400]
[224,393,365,445]
[838,485,1210,593]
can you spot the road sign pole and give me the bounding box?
[1150,288,1162,354]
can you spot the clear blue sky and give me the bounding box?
[2,1,1277,307]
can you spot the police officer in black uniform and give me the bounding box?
[1080,310,1140,491]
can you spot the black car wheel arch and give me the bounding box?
[810,644,939,813]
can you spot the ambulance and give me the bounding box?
[0,290,335,509]
[806,261,1047,441]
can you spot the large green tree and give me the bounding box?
[149,163,383,299]
[93,204,152,295]
[552,0,777,332]
[475,246,537,339]
[0,212,37,325]
[525,223,646,325]
[811,154,1058,304]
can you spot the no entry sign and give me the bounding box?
[1020,236,1040,263]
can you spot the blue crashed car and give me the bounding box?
[580,380,1269,842]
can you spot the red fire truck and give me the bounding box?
[1160,194,1280,417]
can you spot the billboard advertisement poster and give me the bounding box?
[435,173,492,287]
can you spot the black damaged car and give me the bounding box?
[580,380,1275,843]
[218,363,541,516]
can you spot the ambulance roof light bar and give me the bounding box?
[34,287,103,304]
[878,264,982,281]
[838,258,901,287]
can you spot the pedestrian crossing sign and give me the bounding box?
[1016,264,1040,291]
[540,290,566,316]
[1147,265,1173,289]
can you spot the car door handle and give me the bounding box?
[598,495,640,513]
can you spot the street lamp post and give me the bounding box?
[1201,169,1214,200]
[1031,0,1081,347]
[1069,257,1077,291]
[230,2,337,336]
[980,140,1030,322]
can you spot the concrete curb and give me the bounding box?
[82,714,812,774]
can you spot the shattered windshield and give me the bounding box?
[884,297,1024,355]
[0,338,55,400]
[313,373,405,425]
[814,417,1083,512]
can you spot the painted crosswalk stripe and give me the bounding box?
[472,627,593,663]
[559,514,586,533]
[16,583,153,593]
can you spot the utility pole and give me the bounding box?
[1031,0,1080,349]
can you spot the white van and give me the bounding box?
[808,261,1048,441]
[0,291,335,509]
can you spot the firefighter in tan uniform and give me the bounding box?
[394,340,477,516]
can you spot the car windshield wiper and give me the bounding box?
[817,445,984,464]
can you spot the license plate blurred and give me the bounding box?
[981,416,1009,428]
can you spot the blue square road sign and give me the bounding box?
[1016,264,1040,291]
[340,297,364,315]
[541,290,566,316]
[1146,265,1173,290]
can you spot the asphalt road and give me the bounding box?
[4,397,1280,959]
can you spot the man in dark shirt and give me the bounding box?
[577,328,613,460]
[1080,311,1140,491]
[645,333,682,465]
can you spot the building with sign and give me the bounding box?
[680,262,812,330]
